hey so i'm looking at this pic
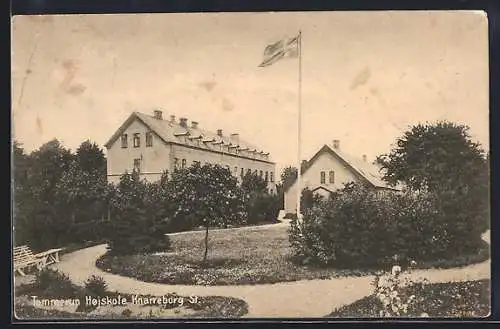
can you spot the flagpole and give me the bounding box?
[296,30,302,220]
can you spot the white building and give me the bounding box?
[105,110,277,193]
[284,140,400,213]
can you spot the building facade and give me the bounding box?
[284,140,400,213]
[105,110,277,193]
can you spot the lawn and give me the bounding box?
[97,224,372,285]
[327,279,490,318]
[95,224,488,286]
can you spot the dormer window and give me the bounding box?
[146,132,153,147]
[133,133,140,148]
[121,134,128,148]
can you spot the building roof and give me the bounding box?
[286,144,401,192]
[104,111,274,163]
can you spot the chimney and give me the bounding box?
[217,129,223,137]
[170,115,175,123]
[179,117,188,127]
[191,121,199,129]
[332,140,340,149]
[230,133,239,145]
[362,154,367,162]
[153,110,163,120]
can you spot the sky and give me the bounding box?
[11,11,489,175]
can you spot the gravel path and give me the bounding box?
[51,239,490,318]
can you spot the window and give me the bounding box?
[174,158,179,170]
[260,170,263,178]
[241,168,244,178]
[270,172,274,182]
[320,171,326,184]
[329,171,335,184]
[133,133,140,148]
[133,158,141,173]
[265,171,269,182]
[121,134,128,148]
[146,132,153,147]
[181,159,187,169]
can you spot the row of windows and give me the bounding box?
[173,158,274,182]
[121,133,268,160]
[320,171,335,184]
[121,132,153,148]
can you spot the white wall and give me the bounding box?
[106,118,277,193]
[106,119,171,184]
[284,149,362,213]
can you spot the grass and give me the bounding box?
[14,271,248,319]
[327,279,490,318]
[96,224,490,286]
[96,224,374,285]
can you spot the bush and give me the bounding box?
[34,268,77,298]
[289,182,483,268]
[84,275,108,296]
[246,193,281,224]
[107,173,172,255]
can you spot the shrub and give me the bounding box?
[107,173,172,255]
[288,182,471,268]
[300,187,324,212]
[246,193,281,224]
[34,268,76,298]
[84,275,108,296]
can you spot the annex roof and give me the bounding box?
[104,111,274,163]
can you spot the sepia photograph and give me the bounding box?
[11,11,490,319]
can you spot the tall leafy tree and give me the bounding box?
[376,121,487,192]
[13,141,30,245]
[280,166,298,191]
[54,162,108,225]
[241,171,268,196]
[377,121,489,250]
[107,171,171,255]
[169,163,246,262]
[15,139,75,249]
[75,140,106,174]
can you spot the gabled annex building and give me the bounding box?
[284,140,400,213]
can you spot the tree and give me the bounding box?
[13,141,30,245]
[280,166,298,191]
[377,121,490,250]
[107,171,171,255]
[54,161,108,226]
[241,171,268,196]
[15,139,75,249]
[376,121,487,192]
[75,140,107,175]
[169,163,246,262]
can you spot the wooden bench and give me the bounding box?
[13,245,64,276]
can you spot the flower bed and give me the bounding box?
[14,269,248,319]
[328,279,490,318]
